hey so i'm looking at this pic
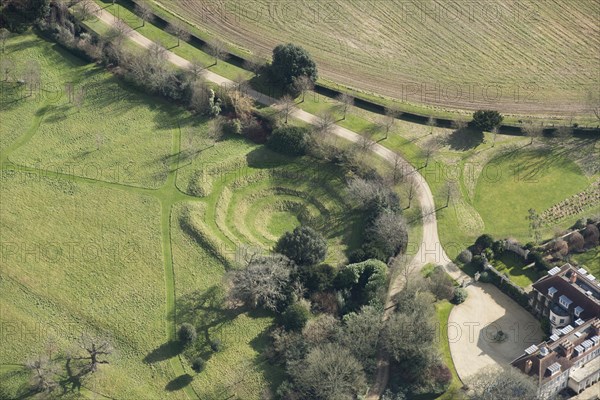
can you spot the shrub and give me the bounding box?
[221,118,242,135]
[527,251,551,271]
[483,248,495,261]
[266,126,310,156]
[275,226,327,266]
[475,234,494,252]
[334,259,387,312]
[270,43,318,87]
[348,248,368,263]
[280,301,311,331]
[177,323,197,346]
[458,249,472,264]
[191,357,205,373]
[492,240,505,255]
[300,264,336,293]
[479,271,491,283]
[210,339,223,352]
[453,288,468,304]
[471,255,485,270]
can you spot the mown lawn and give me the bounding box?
[474,148,590,242]
[572,247,600,277]
[491,251,543,287]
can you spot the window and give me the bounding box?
[559,318,565,324]
[551,315,556,322]
[559,295,572,309]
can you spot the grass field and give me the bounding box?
[572,247,600,277]
[154,0,599,120]
[0,30,423,399]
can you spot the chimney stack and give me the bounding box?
[561,340,574,358]
[570,272,578,284]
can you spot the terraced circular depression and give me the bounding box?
[209,164,360,263]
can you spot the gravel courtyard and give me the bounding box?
[448,281,544,382]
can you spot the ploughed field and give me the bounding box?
[157,0,599,118]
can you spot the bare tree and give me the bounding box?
[166,21,190,47]
[135,1,153,27]
[379,107,398,140]
[443,181,459,208]
[228,255,294,310]
[72,0,95,22]
[554,125,573,140]
[72,334,113,374]
[205,38,228,66]
[230,90,254,123]
[187,58,205,82]
[23,61,41,97]
[0,28,10,53]
[277,95,296,124]
[26,356,59,394]
[336,92,354,120]
[467,367,538,400]
[243,54,265,75]
[422,135,441,167]
[293,75,314,102]
[406,179,417,209]
[106,19,130,47]
[522,121,543,145]
[0,57,13,81]
[391,153,406,185]
[314,111,336,135]
[451,119,468,131]
[147,42,168,62]
[233,73,249,94]
[586,89,600,123]
[96,133,104,151]
[426,116,436,134]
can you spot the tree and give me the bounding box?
[270,43,317,87]
[187,58,205,82]
[166,21,190,47]
[230,90,254,124]
[338,306,382,373]
[267,125,310,156]
[379,107,397,140]
[554,125,573,140]
[293,74,314,102]
[427,116,436,134]
[453,288,468,304]
[22,59,41,97]
[135,1,153,27]
[335,259,388,310]
[422,135,442,167]
[522,121,543,145]
[205,38,228,65]
[288,343,366,399]
[472,110,503,132]
[428,266,455,301]
[72,0,94,22]
[583,223,600,247]
[177,323,197,346]
[228,255,293,310]
[466,367,538,400]
[276,226,327,266]
[549,239,569,259]
[0,57,13,81]
[369,211,408,257]
[26,355,58,394]
[0,28,10,53]
[191,357,205,373]
[106,19,130,47]
[567,231,585,252]
[314,111,336,136]
[73,334,113,374]
[281,301,311,331]
[337,92,354,120]
[391,153,406,184]
[276,94,296,124]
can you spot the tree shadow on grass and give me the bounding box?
[143,341,183,364]
[445,127,484,150]
[165,374,193,391]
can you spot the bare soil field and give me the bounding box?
[157,0,599,118]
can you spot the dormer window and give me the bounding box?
[559,295,572,309]
[574,306,584,317]
[547,362,561,376]
[548,287,558,297]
